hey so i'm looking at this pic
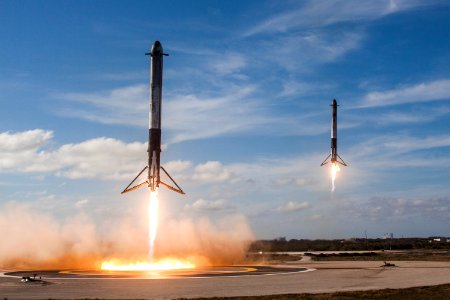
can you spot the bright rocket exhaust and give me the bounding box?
[148,191,159,262]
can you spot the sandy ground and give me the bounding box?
[1,261,450,299]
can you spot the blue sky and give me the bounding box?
[1,0,449,239]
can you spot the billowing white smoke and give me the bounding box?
[155,214,254,266]
[0,202,254,269]
[0,203,102,269]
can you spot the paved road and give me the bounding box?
[1,261,449,299]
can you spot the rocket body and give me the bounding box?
[321,99,347,167]
[121,41,184,195]
[148,41,164,191]
[331,99,337,163]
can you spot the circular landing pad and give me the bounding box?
[5,266,310,279]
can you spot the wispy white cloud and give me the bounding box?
[55,83,279,143]
[55,84,147,127]
[344,196,450,222]
[279,81,333,98]
[160,160,254,197]
[243,0,434,37]
[359,79,450,107]
[272,177,318,188]
[185,198,233,212]
[75,198,89,209]
[266,30,363,71]
[376,108,450,124]
[164,85,269,143]
[351,134,450,158]
[163,160,193,174]
[190,161,235,184]
[381,135,450,153]
[344,105,450,131]
[239,0,443,76]
[276,201,310,213]
[60,84,147,112]
[227,154,334,193]
[344,133,450,175]
[208,52,247,76]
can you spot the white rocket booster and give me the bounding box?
[122,41,184,195]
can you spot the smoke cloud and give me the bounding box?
[0,202,254,270]
[155,214,254,266]
[0,202,102,269]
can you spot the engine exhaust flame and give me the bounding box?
[100,189,196,271]
[101,258,195,271]
[331,162,340,192]
[149,190,158,262]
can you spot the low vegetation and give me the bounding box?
[249,237,450,252]
[247,237,450,263]
[305,250,450,262]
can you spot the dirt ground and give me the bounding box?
[1,260,450,299]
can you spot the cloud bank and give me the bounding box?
[0,129,146,180]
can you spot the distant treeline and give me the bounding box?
[249,237,450,252]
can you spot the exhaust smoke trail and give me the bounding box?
[148,190,159,262]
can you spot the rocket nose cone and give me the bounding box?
[151,41,163,55]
